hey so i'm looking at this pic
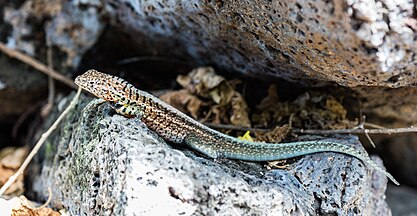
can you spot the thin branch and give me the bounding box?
[203,122,270,132]
[35,187,52,209]
[364,122,386,129]
[355,115,376,147]
[0,42,76,89]
[293,126,417,135]
[40,46,56,117]
[12,102,42,138]
[364,132,377,147]
[0,87,82,196]
[205,122,417,135]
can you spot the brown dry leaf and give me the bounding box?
[324,98,347,119]
[173,67,251,128]
[159,89,204,119]
[0,146,28,196]
[205,90,250,127]
[254,125,290,143]
[208,82,235,105]
[256,85,281,110]
[203,105,227,124]
[1,147,28,169]
[12,205,60,216]
[294,93,357,129]
[177,67,236,106]
[10,195,60,216]
[252,85,288,128]
[229,92,251,127]
[253,86,357,130]
[177,67,225,98]
[0,166,24,196]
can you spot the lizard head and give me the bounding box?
[75,69,132,103]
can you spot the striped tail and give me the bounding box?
[185,135,399,185]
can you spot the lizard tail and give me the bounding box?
[184,135,399,185]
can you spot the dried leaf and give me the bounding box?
[324,98,347,119]
[10,195,60,216]
[12,205,60,216]
[1,147,28,169]
[254,125,290,143]
[253,85,356,130]
[252,85,287,128]
[159,89,204,119]
[0,147,28,196]
[210,82,234,105]
[256,85,280,110]
[172,67,251,128]
[176,67,225,98]
[203,105,226,124]
[229,92,251,127]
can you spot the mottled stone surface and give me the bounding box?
[106,0,417,87]
[4,1,416,87]
[3,0,104,69]
[0,0,415,210]
[30,96,392,215]
[0,0,103,121]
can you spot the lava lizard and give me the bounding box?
[75,69,399,185]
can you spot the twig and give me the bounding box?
[203,122,270,132]
[364,132,376,148]
[12,102,42,138]
[0,87,82,196]
[35,187,52,209]
[293,126,417,134]
[356,115,376,148]
[364,122,386,129]
[205,122,417,135]
[40,46,55,117]
[0,42,76,89]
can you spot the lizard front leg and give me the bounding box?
[109,102,142,118]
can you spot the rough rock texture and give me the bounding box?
[30,95,392,215]
[3,0,104,69]
[0,0,103,121]
[106,0,417,87]
[0,0,415,208]
[4,1,417,87]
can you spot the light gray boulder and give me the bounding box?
[31,95,392,215]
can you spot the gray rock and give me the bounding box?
[3,0,104,69]
[2,0,416,193]
[105,0,417,87]
[31,95,392,215]
[5,1,417,87]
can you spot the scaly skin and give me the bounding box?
[75,69,399,185]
